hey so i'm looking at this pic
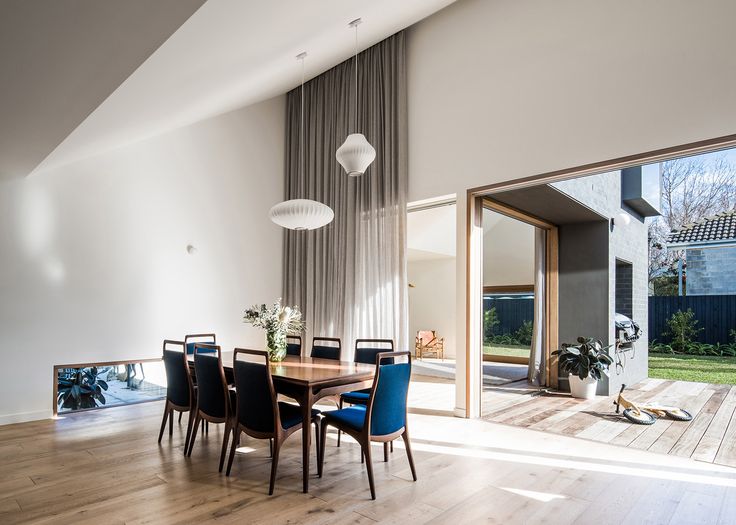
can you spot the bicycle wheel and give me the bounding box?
[665,409,693,422]
[623,408,656,425]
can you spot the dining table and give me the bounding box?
[188,352,375,493]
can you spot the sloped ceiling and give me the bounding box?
[0,0,207,180]
[23,0,456,177]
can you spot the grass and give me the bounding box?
[648,354,736,384]
[483,344,530,358]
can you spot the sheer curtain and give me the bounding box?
[282,32,408,360]
[528,228,547,386]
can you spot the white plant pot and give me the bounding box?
[568,374,598,399]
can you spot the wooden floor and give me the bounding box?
[2,382,736,524]
[483,378,736,468]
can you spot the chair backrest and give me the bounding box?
[311,337,341,361]
[185,333,217,354]
[192,344,229,418]
[162,340,193,407]
[354,339,394,365]
[232,349,279,434]
[366,352,412,437]
[286,335,302,357]
[417,330,436,345]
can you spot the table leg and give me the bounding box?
[300,389,313,493]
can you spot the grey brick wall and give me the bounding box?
[687,246,736,295]
[552,172,650,395]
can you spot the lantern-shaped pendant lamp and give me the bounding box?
[336,18,375,177]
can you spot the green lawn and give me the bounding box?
[483,344,530,358]
[648,354,736,384]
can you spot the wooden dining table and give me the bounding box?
[188,352,375,493]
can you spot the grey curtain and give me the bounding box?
[528,228,547,386]
[282,32,408,360]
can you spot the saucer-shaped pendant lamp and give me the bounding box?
[269,199,334,230]
[269,53,334,231]
[336,18,375,177]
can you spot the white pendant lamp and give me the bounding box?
[336,18,375,177]
[269,52,334,231]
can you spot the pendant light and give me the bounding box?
[269,53,334,231]
[336,18,375,177]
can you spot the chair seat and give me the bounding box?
[323,406,366,432]
[340,389,370,405]
[278,402,320,429]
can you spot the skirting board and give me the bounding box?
[0,409,52,426]
[454,406,467,418]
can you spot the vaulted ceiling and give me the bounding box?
[0,0,455,179]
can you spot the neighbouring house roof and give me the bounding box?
[667,211,736,248]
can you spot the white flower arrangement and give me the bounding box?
[244,299,304,360]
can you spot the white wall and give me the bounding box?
[407,0,736,416]
[408,258,457,358]
[483,210,535,287]
[0,96,285,424]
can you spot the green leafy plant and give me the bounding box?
[664,309,702,353]
[57,367,109,410]
[515,320,534,346]
[552,337,614,381]
[483,307,500,344]
[490,334,521,346]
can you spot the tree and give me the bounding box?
[648,152,736,295]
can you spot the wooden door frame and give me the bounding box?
[464,133,736,418]
[480,199,559,380]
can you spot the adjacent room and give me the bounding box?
[2,0,736,523]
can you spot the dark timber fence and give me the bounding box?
[648,295,736,345]
[484,297,534,336]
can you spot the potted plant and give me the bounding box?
[57,367,109,411]
[244,299,305,362]
[552,337,614,399]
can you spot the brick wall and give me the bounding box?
[687,246,736,295]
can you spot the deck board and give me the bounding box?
[484,378,736,467]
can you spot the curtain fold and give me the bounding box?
[528,228,547,386]
[282,32,408,360]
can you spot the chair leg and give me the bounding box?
[178,412,183,424]
[337,398,343,447]
[318,420,328,478]
[363,441,376,500]
[218,419,231,473]
[314,419,321,467]
[157,402,170,443]
[184,410,194,453]
[269,438,273,458]
[187,414,201,457]
[226,428,240,476]
[402,430,417,481]
[268,438,281,495]
[383,442,389,462]
[169,409,174,436]
[390,441,393,453]
[205,420,209,434]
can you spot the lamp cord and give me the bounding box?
[353,23,358,133]
[300,54,305,183]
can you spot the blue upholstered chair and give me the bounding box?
[310,336,342,361]
[337,339,394,448]
[286,335,302,357]
[158,340,195,452]
[184,333,217,354]
[185,344,235,472]
[226,349,321,495]
[318,351,417,500]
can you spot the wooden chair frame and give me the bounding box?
[158,340,196,452]
[318,351,417,500]
[286,334,302,356]
[415,330,444,360]
[226,348,321,495]
[311,336,342,360]
[337,338,395,448]
[185,343,234,472]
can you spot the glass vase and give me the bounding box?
[266,329,287,362]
